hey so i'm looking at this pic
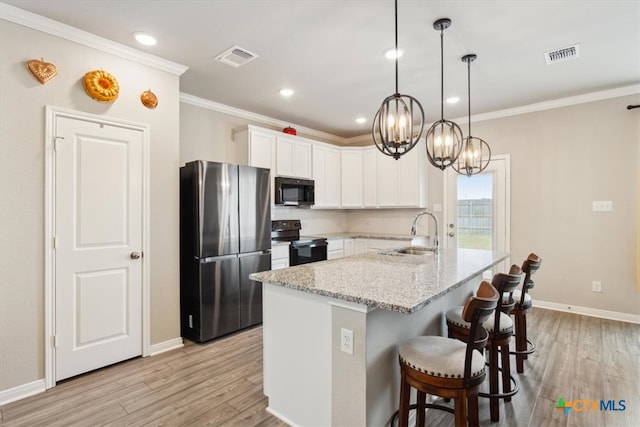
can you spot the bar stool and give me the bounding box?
[446,266,523,422]
[396,281,499,427]
[507,253,542,373]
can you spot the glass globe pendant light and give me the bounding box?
[372,0,425,160]
[425,18,463,170]
[453,54,491,176]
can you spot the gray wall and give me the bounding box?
[0,21,181,392]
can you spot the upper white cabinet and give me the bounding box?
[376,140,428,208]
[235,125,427,209]
[341,148,364,208]
[235,125,276,170]
[234,125,277,204]
[276,135,312,179]
[313,142,341,208]
[363,147,378,208]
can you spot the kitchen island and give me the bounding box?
[250,248,509,426]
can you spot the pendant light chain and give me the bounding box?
[439,28,444,120]
[394,0,399,95]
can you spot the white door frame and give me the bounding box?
[44,106,151,389]
[442,154,511,253]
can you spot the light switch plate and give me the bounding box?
[592,201,612,212]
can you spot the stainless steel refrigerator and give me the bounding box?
[180,161,271,342]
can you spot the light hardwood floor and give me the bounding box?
[0,308,638,426]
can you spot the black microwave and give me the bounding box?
[275,177,315,206]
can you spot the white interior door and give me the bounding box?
[54,116,143,381]
[444,155,510,272]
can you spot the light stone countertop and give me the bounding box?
[310,232,416,241]
[250,248,509,313]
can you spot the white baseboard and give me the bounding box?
[266,406,301,427]
[149,337,184,356]
[535,300,640,324]
[0,379,46,406]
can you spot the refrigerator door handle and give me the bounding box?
[238,250,271,258]
[199,254,238,263]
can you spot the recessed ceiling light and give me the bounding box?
[355,117,367,124]
[279,88,294,97]
[133,32,157,46]
[384,48,404,60]
[446,96,460,104]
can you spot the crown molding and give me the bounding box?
[0,2,188,76]
[461,84,640,124]
[179,93,344,144]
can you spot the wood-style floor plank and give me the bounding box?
[0,308,638,427]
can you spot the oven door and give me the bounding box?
[289,240,328,266]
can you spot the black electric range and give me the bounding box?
[271,220,328,266]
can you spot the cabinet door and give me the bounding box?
[271,258,289,270]
[363,147,378,207]
[249,130,275,170]
[397,146,419,206]
[341,150,363,208]
[276,137,295,177]
[377,154,397,207]
[293,141,312,179]
[312,144,341,208]
[343,238,355,256]
[324,148,341,207]
[354,238,368,254]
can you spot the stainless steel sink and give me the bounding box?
[393,246,435,255]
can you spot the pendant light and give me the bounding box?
[372,0,425,160]
[425,18,463,170]
[453,54,491,176]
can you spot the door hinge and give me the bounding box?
[53,236,57,250]
[52,335,58,348]
[53,136,64,151]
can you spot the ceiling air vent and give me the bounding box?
[544,44,580,65]
[214,45,258,68]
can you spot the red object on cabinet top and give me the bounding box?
[282,126,297,135]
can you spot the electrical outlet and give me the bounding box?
[340,328,354,355]
[592,281,602,293]
[592,201,613,212]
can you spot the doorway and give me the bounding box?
[45,107,150,388]
[443,155,510,271]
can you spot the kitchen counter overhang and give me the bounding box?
[250,248,509,313]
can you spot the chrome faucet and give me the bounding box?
[410,211,439,253]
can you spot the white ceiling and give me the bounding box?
[3,0,639,138]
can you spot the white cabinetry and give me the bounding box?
[271,244,289,270]
[313,143,341,208]
[341,149,364,208]
[327,239,344,260]
[234,125,276,204]
[276,135,312,179]
[363,147,378,208]
[354,238,368,255]
[343,238,355,256]
[376,140,428,208]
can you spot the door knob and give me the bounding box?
[448,232,455,237]
[130,251,141,259]
[449,224,455,228]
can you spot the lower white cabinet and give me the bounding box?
[271,245,289,270]
[327,239,344,260]
[343,238,355,256]
[354,238,368,255]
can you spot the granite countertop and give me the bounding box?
[310,232,419,240]
[250,248,509,313]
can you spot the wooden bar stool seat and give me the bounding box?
[507,253,542,373]
[396,281,499,427]
[445,266,523,422]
